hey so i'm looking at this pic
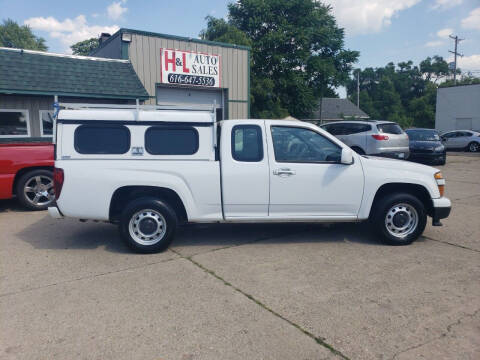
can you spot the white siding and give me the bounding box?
[435,84,480,132]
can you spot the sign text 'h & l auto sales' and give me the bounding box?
[160,49,221,88]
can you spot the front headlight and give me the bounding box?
[435,172,445,197]
[434,145,445,152]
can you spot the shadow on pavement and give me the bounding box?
[0,198,29,213]
[175,222,381,248]
[17,216,131,254]
[16,214,382,254]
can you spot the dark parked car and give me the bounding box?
[405,128,446,165]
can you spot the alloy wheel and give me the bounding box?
[23,175,55,207]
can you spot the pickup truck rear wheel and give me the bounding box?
[371,193,427,245]
[120,198,177,253]
[16,169,55,211]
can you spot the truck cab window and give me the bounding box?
[231,125,263,162]
[271,126,341,163]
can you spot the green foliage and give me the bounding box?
[0,19,47,51]
[439,76,480,88]
[420,56,449,83]
[200,16,251,47]
[200,0,358,118]
[70,38,99,56]
[346,56,455,129]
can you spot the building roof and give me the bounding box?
[92,28,251,56]
[0,47,149,99]
[437,83,480,92]
[313,98,369,121]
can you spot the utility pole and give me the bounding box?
[449,34,464,85]
[356,70,360,108]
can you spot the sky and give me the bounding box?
[1,0,479,95]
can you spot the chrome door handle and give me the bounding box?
[273,168,296,176]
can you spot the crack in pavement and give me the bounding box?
[390,308,480,360]
[170,247,351,360]
[0,225,325,298]
[423,235,480,253]
[0,253,179,298]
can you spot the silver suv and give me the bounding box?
[321,120,410,159]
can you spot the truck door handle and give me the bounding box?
[273,168,296,176]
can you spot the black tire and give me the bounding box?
[370,193,427,246]
[15,169,54,210]
[119,197,177,253]
[351,146,366,155]
[437,156,446,166]
[467,141,479,152]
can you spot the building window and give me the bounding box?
[145,127,199,155]
[74,125,131,154]
[39,110,54,137]
[231,125,263,162]
[0,109,30,137]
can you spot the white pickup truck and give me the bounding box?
[48,105,451,253]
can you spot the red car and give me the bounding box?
[0,141,54,210]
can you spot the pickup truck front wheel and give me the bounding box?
[371,193,427,245]
[120,198,177,253]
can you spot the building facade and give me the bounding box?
[435,84,480,133]
[92,28,250,120]
[0,47,148,140]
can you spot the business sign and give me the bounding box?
[160,48,221,88]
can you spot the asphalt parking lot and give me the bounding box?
[1,154,479,360]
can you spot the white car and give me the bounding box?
[440,130,480,152]
[49,105,451,253]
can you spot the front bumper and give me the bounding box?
[48,206,64,219]
[431,197,451,226]
[409,151,446,162]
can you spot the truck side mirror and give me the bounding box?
[341,148,354,165]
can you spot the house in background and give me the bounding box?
[0,47,148,141]
[306,98,369,125]
[435,84,480,133]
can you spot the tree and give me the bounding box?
[0,19,47,51]
[200,0,358,118]
[70,37,100,56]
[345,57,458,129]
[419,56,449,83]
[439,76,480,88]
[200,16,251,47]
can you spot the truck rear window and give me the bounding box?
[145,127,198,155]
[377,123,403,135]
[74,125,130,154]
